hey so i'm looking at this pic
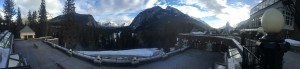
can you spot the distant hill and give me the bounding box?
[49,13,99,27]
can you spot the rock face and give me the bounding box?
[49,13,99,27]
[48,13,100,49]
[130,6,212,31]
[129,6,213,50]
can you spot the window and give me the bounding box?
[254,17,256,27]
[258,16,262,26]
[285,19,289,25]
[283,10,294,26]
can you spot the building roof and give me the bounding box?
[20,26,35,33]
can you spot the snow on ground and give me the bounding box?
[77,48,163,57]
[285,39,300,46]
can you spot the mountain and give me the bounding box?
[129,6,163,29]
[192,17,212,29]
[130,6,212,31]
[219,22,234,29]
[219,22,234,34]
[49,13,99,27]
[128,6,213,49]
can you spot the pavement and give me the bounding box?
[283,51,300,69]
[13,39,224,69]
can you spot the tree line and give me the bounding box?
[0,0,187,52]
[0,0,48,38]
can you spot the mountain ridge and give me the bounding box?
[130,6,213,31]
[48,13,99,27]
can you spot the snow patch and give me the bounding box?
[191,32,205,35]
[285,39,300,46]
[77,48,163,57]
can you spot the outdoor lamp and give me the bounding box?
[261,8,284,33]
[259,8,287,69]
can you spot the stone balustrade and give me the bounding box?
[43,39,190,66]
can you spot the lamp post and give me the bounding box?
[259,8,290,69]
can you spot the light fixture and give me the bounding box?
[261,8,284,33]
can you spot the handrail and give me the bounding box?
[180,35,261,69]
[242,46,259,61]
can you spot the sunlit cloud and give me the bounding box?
[177,0,251,28]
[0,0,259,28]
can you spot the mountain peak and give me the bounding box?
[129,6,212,31]
[165,6,175,10]
[49,13,99,27]
[152,6,163,10]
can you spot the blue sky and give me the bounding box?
[0,0,262,28]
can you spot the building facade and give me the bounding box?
[237,0,299,39]
[20,26,35,39]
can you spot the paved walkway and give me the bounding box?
[14,40,100,69]
[14,40,223,69]
[283,51,300,69]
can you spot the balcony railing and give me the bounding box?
[179,34,262,69]
[241,41,261,69]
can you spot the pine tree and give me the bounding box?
[27,11,32,25]
[39,0,48,36]
[15,8,24,38]
[3,0,16,31]
[32,11,37,24]
[17,8,22,26]
[0,14,3,31]
[29,11,41,37]
[61,0,76,48]
[63,0,76,15]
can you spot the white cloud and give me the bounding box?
[12,0,144,25]
[8,0,253,28]
[45,0,63,18]
[0,8,4,18]
[146,0,158,9]
[256,0,263,3]
[206,19,227,28]
[216,4,250,27]
[172,5,214,18]
[13,0,63,19]
[155,1,168,9]
[75,0,153,25]
[179,0,250,28]
[179,0,226,14]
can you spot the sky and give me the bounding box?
[0,0,262,28]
